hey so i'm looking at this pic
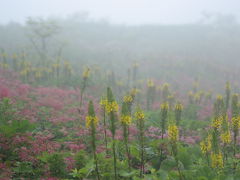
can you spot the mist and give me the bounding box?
[1,1,240,179]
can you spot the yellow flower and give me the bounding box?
[211,152,223,169]
[168,125,179,142]
[161,102,169,111]
[86,115,98,128]
[124,95,133,103]
[232,116,240,129]
[216,95,223,101]
[200,135,212,154]
[83,68,90,79]
[212,116,223,129]
[35,71,42,78]
[121,115,132,125]
[100,98,108,107]
[116,81,123,87]
[147,80,154,87]
[175,103,183,111]
[221,131,231,144]
[106,101,119,113]
[162,83,169,90]
[226,81,231,91]
[135,111,145,120]
[130,88,140,96]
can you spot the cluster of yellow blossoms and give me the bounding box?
[212,116,223,129]
[216,95,223,101]
[100,98,108,107]
[220,131,231,144]
[121,115,132,125]
[168,125,179,142]
[124,95,133,103]
[82,68,90,79]
[130,88,140,96]
[106,101,119,113]
[100,98,119,113]
[200,135,212,154]
[135,111,145,120]
[162,83,169,90]
[85,115,98,128]
[232,116,240,129]
[147,80,154,87]
[211,152,224,169]
[161,102,169,111]
[175,103,183,111]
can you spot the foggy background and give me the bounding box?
[1,0,240,24]
[1,0,240,92]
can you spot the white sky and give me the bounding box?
[1,0,240,24]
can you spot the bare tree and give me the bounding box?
[26,17,60,64]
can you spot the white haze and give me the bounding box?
[1,0,240,25]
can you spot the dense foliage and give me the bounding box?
[1,16,240,180]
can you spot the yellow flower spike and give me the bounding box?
[106,101,119,113]
[168,124,179,142]
[124,95,133,103]
[116,81,123,87]
[135,111,145,120]
[161,102,169,111]
[85,115,98,128]
[83,68,90,79]
[221,131,231,144]
[175,103,183,111]
[216,95,223,101]
[211,152,224,169]
[147,79,154,87]
[121,115,132,125]
[200,135,212,154]
[232,116,240,129]
[130,88,140,96]
[212,116,223,129]
[162,83,169,89]
[100,98,108,107]
[200,141,207,154]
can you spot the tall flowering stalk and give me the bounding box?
[211,152,224,170]
[78,67,90,124]
[80,67,90,108]
[100,97,108,154]
[209,96,224,171]
[160,102,169,139]
[232,116,240,156]
[225,81,231,111]
[162,83,170,102]
[200,134,212,166]
[106,87,118,180]
[132,62,139,88]
[188,91,194,104]
[146,80,155,110]
[231,94,239,156]
[135,107,145,178]
[175,102,183,126]
[220,114,231,162]
[168,124,184,180]
[121,102,132,171]
[214,95,225,118]
[123,94,134,114]
[85,101,100,180]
